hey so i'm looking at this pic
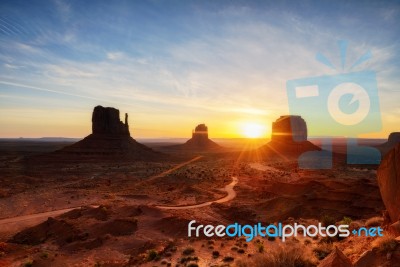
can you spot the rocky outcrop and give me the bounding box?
[389,220,400,237]
[318,247,352,267]
[192,124,208,139]
[387,132,400,146]
[184,124,220,150]
[377,143,400,223]
[377,132,400,156]
[92,106,129,135]
[167,124,221,151]
[271,115,307,142]
[39,106,160,161]
[258,115,320,159]
[189,124,209,146]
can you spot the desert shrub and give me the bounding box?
[23,261,33,267]
[340,216,352,225]
[40,252,49,259]
[236,242,316,267]
[186,263,198,267]
[147,250,159,261]
[365,217,383,227]
[235,242,243,247]
[313,243,333,260]
[212,250,220,258]
[182,247,195,255]
[180,256,198,263]
[321,215,336,226]
[223,256,234,262]
[372,235,398,253]
[238,248,245,254]
[256,243,264,253]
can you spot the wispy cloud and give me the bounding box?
[106,51,125,60]
[53,0,71,22]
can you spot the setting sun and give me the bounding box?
[241,122,267,138]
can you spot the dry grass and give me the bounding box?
[372,234,398,253]
[340,235,373,261]
[313,242,333,260]
[339,216,352,225]
[320,215,336,226]
[236,241,317,267]
[365,216,383,227]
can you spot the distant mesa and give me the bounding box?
[46,106,159,161]
[92,105,130,135]
[259,115,320,158]
[189,124,211,147]
[168,123,221,151]
[376,132,400,156]
[271,115,307,142]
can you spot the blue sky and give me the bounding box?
[0,0,399,138]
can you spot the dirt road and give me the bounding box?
[156,176,238,210]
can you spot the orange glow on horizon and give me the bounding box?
[240,122,268,139]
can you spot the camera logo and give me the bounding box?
[328,82,370,126]
[286,41,381,169]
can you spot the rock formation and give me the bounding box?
[377,143,400,223]
[377,132,400,156]
[167,124,221,151]
[92,106,129,135]
[189,123,209,146]
[45,106,159,161]
[192,124,208,140]
[387,132,400,146]
[318,247,352,267]
[258,115,320,159]
[271,115,307,142]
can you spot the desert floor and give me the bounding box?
[0,141,399,266]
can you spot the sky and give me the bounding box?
[0,0,399,139]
